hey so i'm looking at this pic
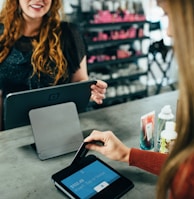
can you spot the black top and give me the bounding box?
[0,22,86,97]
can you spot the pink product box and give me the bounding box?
[91,27,138,42]
[92,32,109,41]
[117,49,132,59]
[87,49,133,64]
[90,10,146,24]
[87,55,112,64]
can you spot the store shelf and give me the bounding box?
[81,15,150,109]
[104,91,146,104]
[86,36,150,47]
[88,89,148,110]
[87,54,148,70]
[84,21,149,29]
[105,71,147,83]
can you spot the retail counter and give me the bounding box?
[0,91,178,199]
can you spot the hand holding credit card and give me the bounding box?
[71,141,104,165]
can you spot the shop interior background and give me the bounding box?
[0,0,178,107]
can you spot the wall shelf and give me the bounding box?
[80,13,150,110]
[87,54,148,69]
[86,36,150,47]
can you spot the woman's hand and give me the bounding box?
[84,130,130,163]
[90,80,107,104]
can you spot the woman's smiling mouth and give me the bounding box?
[30,4,44,9]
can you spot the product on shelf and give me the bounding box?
[90,10,146,24]
[82,12,149,109]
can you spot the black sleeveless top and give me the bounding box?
[0,22,86,97]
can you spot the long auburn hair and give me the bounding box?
[0,0,67,85]
[157,0,194,198]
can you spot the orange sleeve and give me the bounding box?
[129,148,167,175]
[170,155,194,199]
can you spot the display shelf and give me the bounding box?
[105,71,147,83]
[81,14,150,109]
[87,89,148,110]
[87,54,148,69]
[103,91,147,104]
[84,20,149,29]
[86,36,150,47]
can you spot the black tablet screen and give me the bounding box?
[61,160,120,199]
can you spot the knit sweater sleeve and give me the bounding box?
[170,154,194,199]
[129,148,167,175]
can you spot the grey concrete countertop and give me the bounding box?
[0,91,178,199]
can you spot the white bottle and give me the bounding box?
[156,105,174,151]
[159,121,177,154]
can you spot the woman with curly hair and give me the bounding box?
[0,0,107,129]
[85,0,194,198]
[0,0,107,100]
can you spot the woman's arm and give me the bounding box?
[85,130,130,163]
[71,56,107,104]
[129,148,167,175]
[85,130,167,176]
[71,56,89,82]
[64,23,107,104]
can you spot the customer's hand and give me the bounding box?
[84,130,130,163]
[90,80,107,104]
